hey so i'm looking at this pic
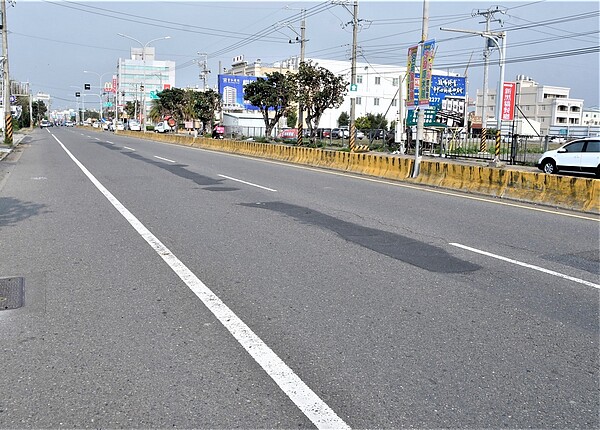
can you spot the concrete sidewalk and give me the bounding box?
[0,132,28,161]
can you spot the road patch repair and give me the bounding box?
[112,130,600,214]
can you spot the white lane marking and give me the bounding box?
[123,146,135,151]
[51,134,349,429]
[450,243,600,289]
[107,141,114,145]
[94,137,101,141]
[154,155,176,163]
[218,174,277,192]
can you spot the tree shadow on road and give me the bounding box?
[0,197,48,228]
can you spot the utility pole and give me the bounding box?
[473,6,504,152]
[441,6,506,162]
[197,52,210,90]
[411,0,429,178]
[349,0,358,152]
[1,0,13,145]
[297,10,306,146]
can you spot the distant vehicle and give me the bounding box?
[154,122,171,133]
[114,121,125,131]
[537,137,600,177]
[92,122,100,129]
[355,130,365,140]
[128,120,141,131]
[102,122,110,131]
[331,128,349,139]
[65,121,74,127]
[315,128,331,139]
[40,119,50,128]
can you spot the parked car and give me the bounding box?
[154,122,171,133]
[356,130,365,140]
[128,120,141,131]
[315,128,331,139]
[331,128,349,139]
[536,137,600,177]
[65,121,74,127]
[114,121,125,131]
[40,119,50,128]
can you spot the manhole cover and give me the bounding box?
[0,277,24,310]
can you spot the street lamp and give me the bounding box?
[83,70,112,121]
[117,33,171,132]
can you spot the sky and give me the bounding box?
[6,0,600,111]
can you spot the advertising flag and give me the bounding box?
[406,45,418,108]
[418,39,435,106]
[501,82,517,121]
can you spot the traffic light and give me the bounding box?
[75,92,81,97]
[84,83,91,90]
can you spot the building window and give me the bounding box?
[357,75,363,84]
[356,97,362,105]
[374,98,380,106]
[391,99,397,107]
[375,77,381,85]
[392,78,399,86]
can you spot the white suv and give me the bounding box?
[537,137,600,177]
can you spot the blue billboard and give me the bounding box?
[218,74,259,111]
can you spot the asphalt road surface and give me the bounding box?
[1,127,598,429]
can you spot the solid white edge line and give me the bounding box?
[51,134,349,429]
[154,155,176,163]
[218,174,277,192]
[450,242,600,289]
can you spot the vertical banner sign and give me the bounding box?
[406,46,419,108]
[418,39,436,106]
[501,82,517,121]
[112,75,117,93]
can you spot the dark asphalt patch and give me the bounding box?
[542,250,600,276]
[242,201,480,273]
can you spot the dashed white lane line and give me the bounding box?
[51,134,348,429]
[450,243,600,289]
[123,146,135,151]
[218,174,277,192]
[154,155,176,163]
[107,141,114,145]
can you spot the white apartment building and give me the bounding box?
[117,47,176,121]
[582,107,600,126]
[475,75,584,135]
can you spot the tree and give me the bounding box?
[16,96,31,128]
[191,89,222,132]
[244,71,297,139]
[338,111,349,127]
[286,107,297,128]
[124,101,140,120]
[149,88,187,124]
[32,100,47,124]
[355,116,371,130]
[296,61,347,144]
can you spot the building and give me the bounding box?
[221,56,463,133]
[582,107,600,126]
[475,75,584,135]
[117,47,175,122]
